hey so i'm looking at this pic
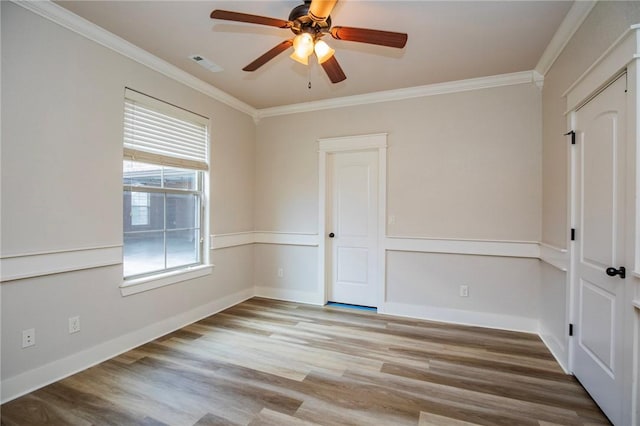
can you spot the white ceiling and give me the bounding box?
[55,1,573,109]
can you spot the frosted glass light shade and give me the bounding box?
[290,51,309,65]
[290,33,314,65]
[314,40,335,64]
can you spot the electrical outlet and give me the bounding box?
[277,267,284,278]
[22,328,35,348]
[459,285,469,297]
[69,316,80,334]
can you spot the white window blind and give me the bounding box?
[124,89,209,170]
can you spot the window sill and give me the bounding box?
[120,265,213,296]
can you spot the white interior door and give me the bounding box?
[327,150,378,307]
[573,74,627,425]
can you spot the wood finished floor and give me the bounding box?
[1,298,610,426]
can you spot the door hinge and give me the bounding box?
[571,228,576,241]
[564,130,576,145]
[569,323,574,336]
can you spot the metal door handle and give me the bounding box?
[606,266,626,279]
[328,233,335,238]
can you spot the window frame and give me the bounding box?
[123,162,204,280]
[120,89,211,296]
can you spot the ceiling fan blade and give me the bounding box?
[330,26,408,48]
[309,0,338,21]
[210,10,291,29]
[243,40,294,72]
[321,55,346,83]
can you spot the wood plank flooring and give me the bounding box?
[1,298,610,425]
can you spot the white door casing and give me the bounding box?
[327,150,378,306]
[318,134,387,308]
[572,74,627,426]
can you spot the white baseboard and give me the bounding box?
[380,302,539,334]
[539,331,570,374]
[254,286,323,306]
[0,287,254,404]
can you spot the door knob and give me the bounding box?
[328,232,335,238]
[606,266,626,279]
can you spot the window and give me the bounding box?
[122,89,209,281]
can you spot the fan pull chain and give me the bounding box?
[308,65,312,90]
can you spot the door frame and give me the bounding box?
[564,25,640,426]
[317,133,387,306]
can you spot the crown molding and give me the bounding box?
[11,0,258,118]
[535,0,597,76]
[256,70,541,119]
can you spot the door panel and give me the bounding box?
[573,74,626,425]
[328,151,378,307]
[337,164,370,238]
[582,111,617,268]
[337,247,368,283]
[580,279,615,374]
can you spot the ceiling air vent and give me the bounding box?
[189,54,223,73]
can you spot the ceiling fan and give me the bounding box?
[210,0,408,83]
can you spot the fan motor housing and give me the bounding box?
[288,2,331,36]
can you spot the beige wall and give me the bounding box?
[255,82,543,328]
[1,2,255,388]
[386,252,540,324]
[254,244,318,295]
[257,84,542,240]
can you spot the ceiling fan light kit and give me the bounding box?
[290,32,315,65]
[210,0,408,84]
